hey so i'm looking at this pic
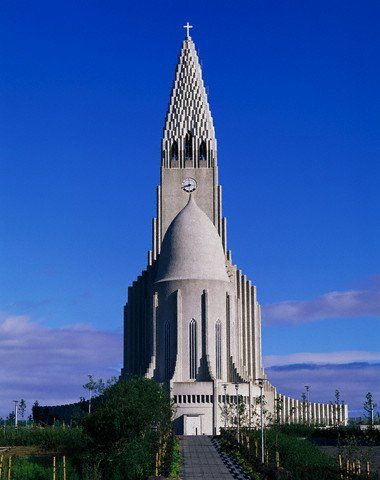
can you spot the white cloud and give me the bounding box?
[264,350,380,367]
[262,276,380,326]
[0,314,122,417]
[1,314,378,418]
[266,361,380,414]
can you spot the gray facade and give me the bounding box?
[121,34,348,434]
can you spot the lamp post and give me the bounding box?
[305,385,310,425]
[235,383,240,443]
[256,379,265,464]
[222,384,228,429]
[13,400,19,428]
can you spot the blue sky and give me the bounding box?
[1,0,379,416]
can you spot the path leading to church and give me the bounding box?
[179,436,250,480]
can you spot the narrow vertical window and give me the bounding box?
[165,321,171,379]
[189,319,197,379]
[184,132,193,160]
[215,320,222,379]
[199,141,207,161]
[170,141,178,161]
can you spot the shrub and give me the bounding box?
[81,376,174,479]
[83,376,172,450]
[221,428,337,480]
[169,436,181,478]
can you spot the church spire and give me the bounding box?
[162,31,217,168]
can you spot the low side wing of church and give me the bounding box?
[121,33,348,435]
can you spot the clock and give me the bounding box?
[182,177,197,193]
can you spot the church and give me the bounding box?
[121,26,348,435]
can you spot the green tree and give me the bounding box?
[83,375,117,414]
[31,401,39,423]
[364,392,377,427]
[83,375,97,414]
[301,391,307,423]
[81,376,173,480]
[274,396,283,424]
[19,399,27,419]
[84,376,172,449]
[7,411,15,424]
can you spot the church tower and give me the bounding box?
[151,30,224,263]
[122,27,348,434]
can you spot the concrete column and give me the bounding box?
[314,403,318,425]
[226,293,231,382]
[321,403,326,425]
[247,280,253,378]
[213,380,218,435]
[242,275,247,373]
[157,185,162,252]
[251,286,258,379]
[328,404,333,426]
[291,398,297,424]
[302,401,307,424]
[323,403,330,426]
[217,185,222,235]
[152,217,158,260]
[257,304,263,374]
[316,403,321,425]
[281,394,286,424]
[343,404,349,426]
[294,399,299,423]
[222,217,227,253]
[172,289,182,381]
[285,396,290,423]
[236,271,242,370]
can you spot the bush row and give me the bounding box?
[1,377,177,480]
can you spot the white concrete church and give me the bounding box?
[121,27,348,435]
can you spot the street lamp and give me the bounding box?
[222,384,228,429]
[256,379,265,464]
[235,383,240,443]
[13,400,19,428]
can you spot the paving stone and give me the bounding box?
[179,436,250,480]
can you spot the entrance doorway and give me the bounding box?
[185,415,201,435]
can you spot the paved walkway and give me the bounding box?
[179,436,250,480]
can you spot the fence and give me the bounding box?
[223,430,376,480]
[0,455,68,480]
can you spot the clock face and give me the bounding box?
[182,177,197,193]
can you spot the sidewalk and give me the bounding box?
[179,436,249,480]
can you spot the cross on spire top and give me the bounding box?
[183,22,193,38]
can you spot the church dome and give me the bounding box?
[155,195,229,283]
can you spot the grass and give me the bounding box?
[0,425,90,453]
[220,427,377,480]
[0,455,80,480]
[0,378,178,479]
